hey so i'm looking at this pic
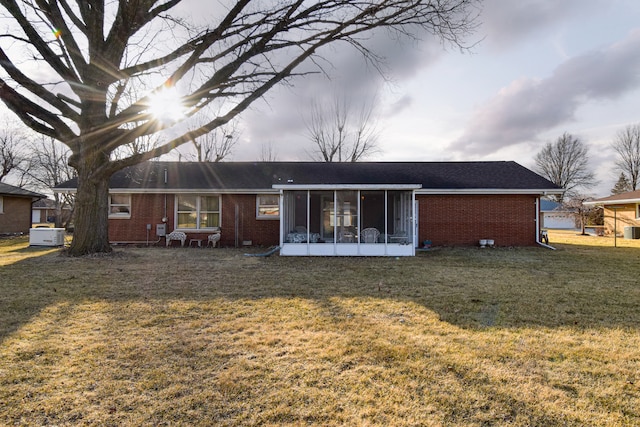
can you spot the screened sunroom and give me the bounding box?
[277,186,418,256]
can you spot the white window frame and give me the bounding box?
[256,194,280,219]
[175,195,221,230]
[108,194,131,219]
[636,203,640,219]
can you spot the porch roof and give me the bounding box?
[55,161,561,193]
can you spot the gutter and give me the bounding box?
[415,188,564,195]
[584,198,640,206]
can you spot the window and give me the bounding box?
[257,194,280,219]
[176,195,220,229]
[109,194,131,218]
[0,196,3,213]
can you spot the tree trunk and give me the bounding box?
[68,160,112,256]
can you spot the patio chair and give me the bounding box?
[338,229,356,243]
[207,230,221,248]
[166,231,187,247]
[361,227,380,243]
[389,230,409,244]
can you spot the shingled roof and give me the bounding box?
[0,182,46,199]
[55,161,561,193]
[585,190,640,205]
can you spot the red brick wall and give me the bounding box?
[417,194,539,246]
[109,193,170,242]
[0,196,33,234]
[109,193,540,248]
[220,194,280,247]
[108,193,280,247]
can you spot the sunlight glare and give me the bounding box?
[146,85,187,124]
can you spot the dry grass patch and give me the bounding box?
[1,233,639,426]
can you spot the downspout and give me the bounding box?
[234,203,239,248]
[536,196,556,250]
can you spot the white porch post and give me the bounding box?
[278,189,284,248]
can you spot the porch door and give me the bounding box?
[321,195,334,241]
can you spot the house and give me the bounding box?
[55,161,562,256]
[32,198,58,225]
[0,182,46,235]
[539,199,576,229]
[584,190,640,237]
[32,198,73,228]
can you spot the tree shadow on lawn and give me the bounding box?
[2,246,639,427]
[2,245,639,344]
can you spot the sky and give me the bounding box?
[222,0,640,197]
[2,0,639,198]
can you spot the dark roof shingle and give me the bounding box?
[56,161,561,192]
[0,182,46,199]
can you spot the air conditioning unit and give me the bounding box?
[624,226,640,239]
[29,228,66,246]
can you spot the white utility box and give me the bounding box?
[29,228,66,246]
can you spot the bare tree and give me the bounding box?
[259,141,279,162]
[21,135,76,228]
[189,123,238,162]
[306,94,380,162]
[612,123,640,191]
[108,82,163,161]
[0,123,28,182]
[564,195,599,235]
[534,133,597,204]
[0,0,480,255]
[111,134,159,161]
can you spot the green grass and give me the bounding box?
[1,231,639,426]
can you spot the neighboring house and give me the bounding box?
[32,198,73,227]
[584,190,640,237]
[55,161,562,256]
[539,199,576,229]
[0,182,46,235]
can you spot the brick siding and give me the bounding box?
[0,196,33,234]
[109,193,168,243]
[417,194,539,246]
[108,193,279,247]
[109,192,540,248]
[602,205,639,235]
[220,194,280,247]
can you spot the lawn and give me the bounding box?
[1,231,639,426]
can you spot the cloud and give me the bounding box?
[480,0,603,51]
[451,29,640,156]
[238,27,449,161]
[385,95,414,118]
